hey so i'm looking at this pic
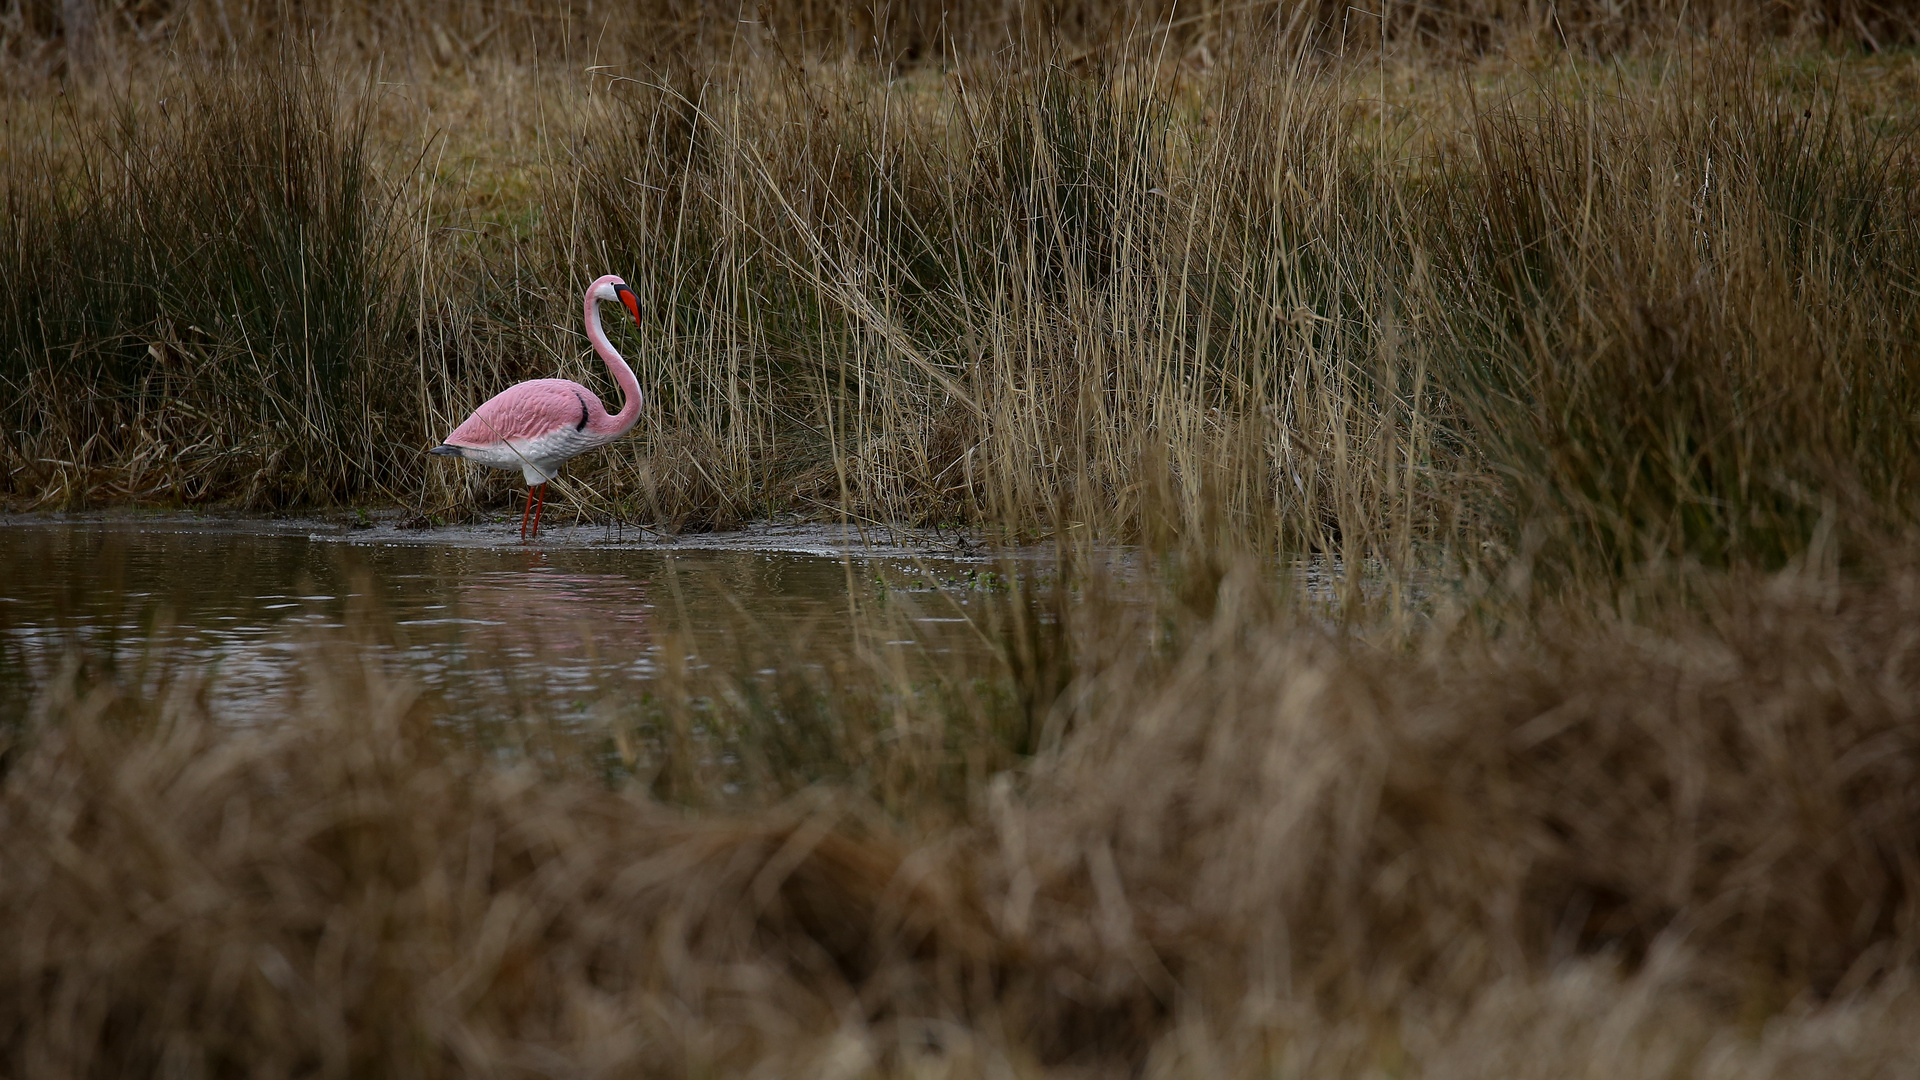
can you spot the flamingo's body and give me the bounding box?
[431,274,644,539]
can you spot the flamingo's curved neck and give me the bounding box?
[585,290,644,438]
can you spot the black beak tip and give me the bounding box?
[616,284,642,323]
[429,444,461,457]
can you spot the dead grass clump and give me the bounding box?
[6,552,1920,1074]
[0,60,399,509]
[557,55,1410,548]
[950,553,1920,1070]
[0,649,999,1077]
[1013,557,1920,1016]
[1425,57,1920,578]
[546,40,1920,570]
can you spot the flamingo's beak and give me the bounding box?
[616,284,641,326]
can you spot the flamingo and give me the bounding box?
[430,274,644,540]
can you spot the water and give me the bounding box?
[0,515,997,728]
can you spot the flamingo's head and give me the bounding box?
[592,275,643,326]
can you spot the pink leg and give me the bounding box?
[519,487,535,540]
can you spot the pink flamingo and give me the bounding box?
[431,274,644,540]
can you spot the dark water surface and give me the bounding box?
[0,516,992,727]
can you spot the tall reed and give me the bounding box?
[549,39,1920,577]
[1424,58,1920,579]
[9,0,1916,76]
[1,60,397,506]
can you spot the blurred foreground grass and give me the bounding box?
[6,544,1920,1075]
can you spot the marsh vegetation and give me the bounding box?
[4,2,1920,1076]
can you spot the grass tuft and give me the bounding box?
[2,58,396,507]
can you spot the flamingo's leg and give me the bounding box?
[530,483,548,538]
[520,486,535,540]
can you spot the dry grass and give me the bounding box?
[6,1,1918,74]
[1,60,395,505]
[6,10,1918,578]
[5,546,1920,1075]
[6,6,1920,1074]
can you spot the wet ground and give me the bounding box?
[0,512,1006,727]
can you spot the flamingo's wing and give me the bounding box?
[445,379,594,447]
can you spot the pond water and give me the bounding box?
[0,514,1000,728]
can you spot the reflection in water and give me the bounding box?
[383,566,661,721]
[0,521,981,728]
